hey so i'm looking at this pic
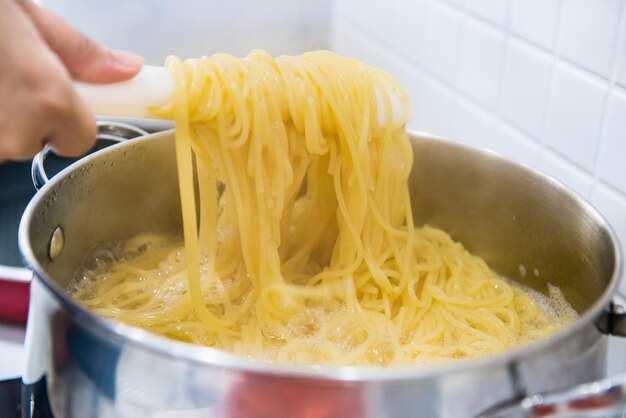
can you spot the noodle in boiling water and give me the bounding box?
[70,50,576,366]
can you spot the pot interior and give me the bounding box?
[21,130,620,315]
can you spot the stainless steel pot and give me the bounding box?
[18,129,625,418]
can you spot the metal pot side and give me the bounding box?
[18,130,623,418]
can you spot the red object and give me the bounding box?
[225,375,365,418]
[0,271,31,324]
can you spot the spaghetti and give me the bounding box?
[69,50,576,366]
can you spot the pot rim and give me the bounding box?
[18,129,624,383]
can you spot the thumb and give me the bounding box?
[18,0,143,83]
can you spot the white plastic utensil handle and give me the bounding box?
[74,65,406,125]
[74,65,175,119]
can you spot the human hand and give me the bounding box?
[0,0,143,162]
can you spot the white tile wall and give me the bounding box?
[509,0,561,51]
[539,150,594,197]
[450,96,498,149]
[500,39,552,136]
[494,124,540,167]
[543,64,607,172]
[617,3,626,87]
[388,0,429,62]
[598,90,626,194]
[466,0,509,27]
[332,0,626,294]
[422,2,464,84]
[441,0,466,8]
[558,0,622,78]
[456,19,506,107]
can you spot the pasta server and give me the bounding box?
[74,65,408,125]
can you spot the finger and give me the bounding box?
[21,59,98,158]
[20,47,98,158]
[0,126,46,162]
[1,79,97,160]
[46,94,98,158]
[17,0,143,84]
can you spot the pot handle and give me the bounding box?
[476,372,626,418]
[31,121,149,190]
